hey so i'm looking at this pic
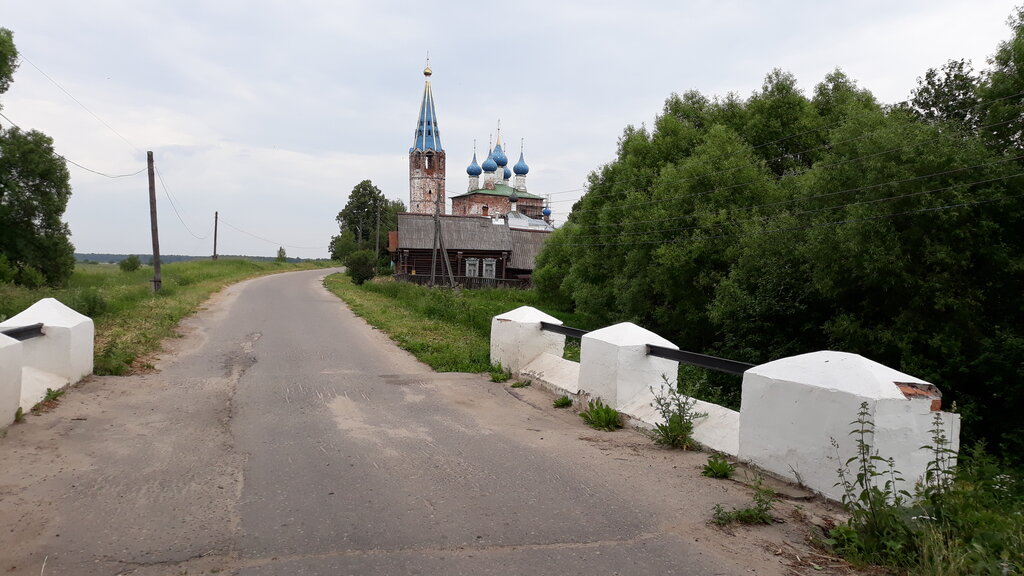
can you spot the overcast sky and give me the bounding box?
[1,1,1017,259]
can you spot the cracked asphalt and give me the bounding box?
[0,269,842,575]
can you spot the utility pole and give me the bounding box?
[147,151,162,292]
[213,211,219,260]
[430,192,438,286]
[375,199,381,257]
[433,192,456,288]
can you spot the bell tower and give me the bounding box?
[409,65,446,214]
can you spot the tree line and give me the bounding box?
[534,8,1024,461]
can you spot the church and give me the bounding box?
[392,65,553,286]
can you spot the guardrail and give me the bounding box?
[538,321,753,375]
[0,323,44,342]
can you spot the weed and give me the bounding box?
[646,375,707,449]
[510,381,531,388]
[711,478,776,526]
[553,395,573,409]
[579,398,621,431]
[14,406,24,423]
[44,388,64,402]
[489,364,511,383]
[703,453,735,479]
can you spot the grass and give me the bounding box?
[1,259,329,375]
[711,478,777,526]
[579,398,621,431]
[321,274,585,373]
[510,381,531,388]
[553,395,573,408]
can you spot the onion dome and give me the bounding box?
[481,151,498,173]
[503,166,512,180]
[466,152,482,176]
[513,151,529,175]
[509,190,519,203]
[542,207,552,217]
[492,142,508,167]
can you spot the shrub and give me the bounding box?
[118,254,141,272]
[345,250,377,285]
[68,288,108,317]
[712,478,776,526]
[553,395,573,408]
[647,375,707,449]
[580,398,621,431]
[0,254,15,284]
[703,453,736,479]
[17,265,47,288]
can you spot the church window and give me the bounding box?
[482,258,496,279]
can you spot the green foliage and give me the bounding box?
[275,247,286,263]
[553,395,573,408]
[13,406,23,423]
[532,13,1024,462]
[0,253,14,283]
[16,265,46,289]
[579,398,621,431]
[43,388,64,402]
[118,254,141,272]
[828,403,1024,573]
[510,381,530,388]
[0,28,17,98]
[344,250,377,285]
[703,453,736,479]
[488,363,511,383]
[332,179,405,260]
[711,478,776,526]
[0,125,75,286]
[647,376,707,449]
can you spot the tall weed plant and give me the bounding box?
[647,375,707,449]
[829,402,1023,575]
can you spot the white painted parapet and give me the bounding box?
[0,298,94,424]
[578,322,677,409]
[0,334,22,426]
[0,298,94,384]
[738,351,960,501]
[490,306,565,373]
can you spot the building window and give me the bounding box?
[465,258,479,277]
[482,205,489,216]
[482,258,496,279]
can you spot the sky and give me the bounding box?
[0,1,1018,259]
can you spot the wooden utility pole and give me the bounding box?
[430,192,439,286]
[147,151,162,292]
[213,211,219,260]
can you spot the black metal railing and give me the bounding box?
[538,321,753,375]
[646,344,754,375]
[0,323,44,341]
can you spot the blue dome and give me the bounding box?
[466,152,482,176]
[542,207,552,217]
[492,143,508,167]
[503,166,512,180]
[481,152,498,173]
[513,151,529,175]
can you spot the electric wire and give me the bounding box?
[154,167,210,240]
[0,111,146,178]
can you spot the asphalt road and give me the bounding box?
[0,269,820,575]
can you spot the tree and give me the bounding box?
[344,250,376,285]
[276,246,287,263]
[331,180,404,261]
[979,6,1024,150]
[907,59,981,130]
[0,28,75,286]
[118,254,140,272]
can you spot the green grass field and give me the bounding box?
[322,274,587,373]
[1,259,329,375]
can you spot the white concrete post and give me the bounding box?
[577,322,677,409]
[738,351,960,501]
[0,334,23,427]
[0,298,94,383]
[489,306,565,374]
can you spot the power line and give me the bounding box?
[0,111,145,178]
[218,217,327,251]
[154,167,210,240]
[17,53,142,155]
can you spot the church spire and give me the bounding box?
[411,65,442,152]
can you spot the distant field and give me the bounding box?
[1,259,330,375]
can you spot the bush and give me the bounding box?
[118,254,141,272]
[345,250,377,285]
[68,288,108,317]
[647,376,707,449]
[16,265,46,288]
[0,254,15,284]
[580,398,621,431]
